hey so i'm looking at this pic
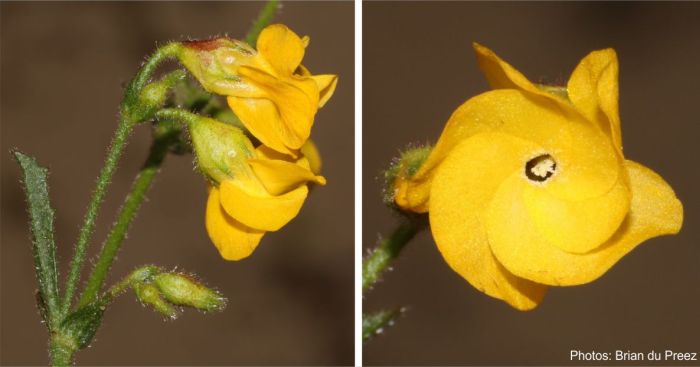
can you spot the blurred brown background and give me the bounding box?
[364,2,700,366]
[1,2,353,365]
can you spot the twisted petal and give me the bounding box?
[219,179,308,231]
[487,160,682,286]
[205,186,265,261]
[257,24,306,76]
[311,74,339,107]
[567,48,622,151]
[249,157,325,196]
[300,140,322,175]
[430,133,548,310]
[226,97,295,156]
[230,66,319,152]
[473,42,551,98]
[523,175,630,254]
[398,89,621,212]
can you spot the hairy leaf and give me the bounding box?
[14,151,60,327]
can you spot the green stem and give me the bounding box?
[245,0,279,46]
[155,108,201,126]
[49,266,160,366]
[60,44,180,317]
[59,115,132,317]
[101,265,162,303]
[77,129,181,308]
[362,308,403,342]
[49,333,77,366]
[362,217,425,291]
[127,43,182,101]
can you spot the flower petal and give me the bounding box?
[567,48,622,150]
[237,66,319,150]
[429,133,548,310]
[205,186,265,261]
[249,157,325,196]
[226,96,296,156]
[398,89,619,213]
[300,140,322,175]
[219,179,308,231]
[522,172,631,254]
[487,160,682,286]
[256,24,306,76]
[311,74,339,107]
[472,42,549,97]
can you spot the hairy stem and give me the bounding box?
[60,44,180,317]
[155,108,202,126]
[362,218,425,291]
[245,0,280,46]
[77,128,181,308]
[49,333,77,366]
[60,116,133,317]
[362,308,403,342]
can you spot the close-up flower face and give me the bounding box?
[394,44,683,310]
[363,3,698,365]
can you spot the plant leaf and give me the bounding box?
[14,151,60,328]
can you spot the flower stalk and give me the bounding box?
[13,3,285,364]
[60,44,182,317]
[245,0,280,46]
[363,215,426,291]
[77,120,185,308]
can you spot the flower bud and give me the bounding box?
[124,69,186,123]
[188,116,255,184]
[134,283,179,319]
[178,37,259,96]
[128,264,161,283]
[153,273,226,312]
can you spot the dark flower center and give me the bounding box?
[525,154,556,182]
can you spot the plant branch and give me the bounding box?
[60,44,180,317]
[362,216,425,291]
[155,108,202,126]
[245,0,280,46]
[362,308,404,342]
[77,126,182,308]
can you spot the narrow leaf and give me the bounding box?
[14,151,60,327]
[363,308,404,342]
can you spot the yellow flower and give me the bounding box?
[179,24,338,156]
[394,43,683,310]
[189,116,325,261]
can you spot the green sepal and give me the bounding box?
[187,115,255,184]
[382,145,432,207]
[13,151,60,329]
